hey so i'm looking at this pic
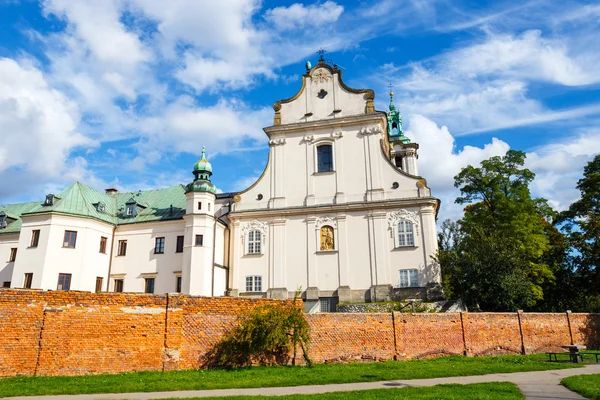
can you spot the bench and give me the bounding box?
[546,352,583,363]
[581,353,600,363]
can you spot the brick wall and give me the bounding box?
[0,289,598,377]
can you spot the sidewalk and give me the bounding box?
[4,364,600,400]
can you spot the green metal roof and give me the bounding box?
[0,182,188,234]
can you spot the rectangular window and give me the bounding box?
[99,236,107,253]
[247,230,261,254]
[114,279,124,293]
[208,203,211,212]
[2,281,10,288]
[176,276,182,293]
[95,277,103,293]
[198,201,202,210]
[9,248,17,262]
[57,273,72,290]
[63,231,77,248]
[317,144,334,172]
[399,269,419,288]
[23,273,33,289]
[30,230,40,247]
[195,234,203,246]
[154,237,165,254]
[320,298,331,313]
[117,240,127,256]
[397,221,415,247]
[245,275,262,292]
[176,236,184,253]
[144,277,155,294]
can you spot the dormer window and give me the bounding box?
[0,211,6,229]
[97,202,106,213]
[44,194,55,206]
[125,198,138,217]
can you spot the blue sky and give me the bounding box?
[1,0,599,221]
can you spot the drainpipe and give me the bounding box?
[105,225,117,291]
[211,214,217,296]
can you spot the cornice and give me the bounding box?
[263,112,387,137]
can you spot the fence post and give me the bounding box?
[566,310,574,345]
[391,311,398,360]
[517,310,526,355]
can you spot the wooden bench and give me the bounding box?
[581,353,600,363]
[546,352,583,363]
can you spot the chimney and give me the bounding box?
[105,188,118,195]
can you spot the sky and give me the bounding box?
[0,0,599,222]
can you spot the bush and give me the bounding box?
[203,297,312,368]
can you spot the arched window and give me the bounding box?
[396,220,415,247]
[317,144,333,172]
[247,230,262,254]
[394,155,403,169]
[320,225,335,251]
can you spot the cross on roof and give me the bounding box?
[317,48,326,61]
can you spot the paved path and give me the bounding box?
[4,364,600,400]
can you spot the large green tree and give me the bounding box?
[438,150,557,311]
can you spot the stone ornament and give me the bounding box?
[320,225,335,251]
[315,215,337,229]
[268,138,287,146]
[387,210,420,237]
[312,69,331,83]
[359,125,383,136]
[303,135,315,143]
[241,220,267,244]
[331,131,343,139]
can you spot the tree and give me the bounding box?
[438,150,557,310]
[558,154,600,311]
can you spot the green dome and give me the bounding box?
[193,146,212,173]
[186,180,217,194]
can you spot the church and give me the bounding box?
[0,57,441,310]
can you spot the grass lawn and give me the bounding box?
[0,354,577,397]
[562,374,600,399]
[163,382,524,400]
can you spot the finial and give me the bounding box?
[201,146,206,159]
[305,61,312,71]
[317,48,326,63]
[388,83,394,98]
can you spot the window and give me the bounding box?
[395,155,403,169]
[396,220,415,247]
[154,237,165,254]
[176,236,184,253]
[144,277,155,294]
[63,231,77,248]
[247,230,261,254]
[195,234,203,246]
[23,273,33,289]
[117,240,127,256]
[2,281,10,288]
[208,203,211,212]
[30,230,40,247]
[197,201,202,210]
[317,144,333,172]
[114,279,124,293]
[245,276,262,292]
[126,205,134,216]
[320,298,331,313]
[95,277,103,293]
[0,212,6,229]
[9,248,17,262]
[319,225,335,251]
[99,236,107,253]
[399,269,419,288]
[57,273,72,290]
[176,276,182,293]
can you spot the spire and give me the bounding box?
[387,84,410,144]
[187,146,216,194]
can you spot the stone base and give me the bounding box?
[226,289,239,297]
[369,284,392,302]
[268,287,289,300]
[305,287,320,301]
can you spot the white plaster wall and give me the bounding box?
[0,233,19,286]
[111,220,185,294]
[10,215,52,289]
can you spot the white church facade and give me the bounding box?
[0,58,441,309]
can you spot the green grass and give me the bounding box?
[164,383,524,400]
[0,354,577,397]
[562,374,600,399]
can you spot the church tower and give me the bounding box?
[388,91,419,175]
[182,147,217,295]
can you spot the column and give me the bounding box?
[306,216,318,299]
[269,218,288,299]
[333,132,345,203]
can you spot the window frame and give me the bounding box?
[315,142,335,173]
[63,230,77,248]
[175,275,182,293]
[195,234,203,246]
[247,230,262,255]
[99,236,108,254]
[144,277,155,294]
[114,279,124,293]
[399,269,419,288]
[30,230,40,248]
[2,281,10,288]
[154,237,165,254]
[95,277,103,293]
[245,275,262,292]
[8,248,17,262]
[117,240,127,256]
[395,220,415,248]
[57,273,72,291]
[176,236,184,253]
[23,273,33,289]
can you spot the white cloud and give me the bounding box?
[265,1,344,30]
